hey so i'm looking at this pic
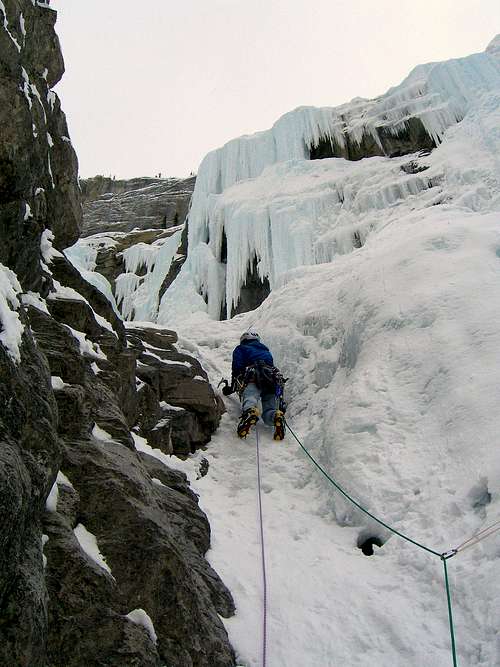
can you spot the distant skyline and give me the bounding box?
[50,0,500,180]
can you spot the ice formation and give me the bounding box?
[65,325,107,361]
[159,37,500,324]
[67,227,183,322]
[45,478,59,512]
[46,470,76,512]
[114,228,182,321]
[65,235,121,315]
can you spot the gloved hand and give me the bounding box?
[222,384,234,396]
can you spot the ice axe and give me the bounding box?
[218,377,235,396]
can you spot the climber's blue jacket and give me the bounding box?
[231,339,274,380]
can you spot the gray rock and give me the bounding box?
[0,1,79,662]
[127,325,225,455]
[81,175,196,236]
[0,2,236,664]
[44,503,162,667]
[310,116,436,161]
[27,285,235,665]
[50,437,235,667]
[0,0,81,295]
[0,320,60,667]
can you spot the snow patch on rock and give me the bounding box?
[125,608,158,644]
[0,263,24,363]
[73,523,114,577]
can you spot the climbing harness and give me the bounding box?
[255,425,268,667]
[283,418,500,667]
[220,366,288,440]
[239,362,288,399]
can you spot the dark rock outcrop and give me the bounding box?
[126,324,224,456]
[230,256,271,319]
[0,0,80,293]
[80,175,196,236]
[0,1,78,663]
[44,439,234,667]
[310,116,436,161]
[31,260,233,666]
[0,2,235,665]
[0,321,60,667]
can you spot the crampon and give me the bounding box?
[273,410,285,441]
[237,407,259,438]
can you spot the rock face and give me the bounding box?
[0,318,60,667]
[229,256,271,320]
[80,175,196,236]
[28,261,233,667]
[309,117,436,161]
[126,324,224,456]
[68,177,194,323]
[76,225,184,294]
[0,2,235,665]
[0,0,80,291]
[0,2,77,663]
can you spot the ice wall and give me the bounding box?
[160,37,500,324]
[115,229,182,321]
[65,236,121,315]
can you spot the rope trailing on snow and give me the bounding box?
[442,555,458,667]
[454,518,500,553]
[284,418,459,667]
[255,425,268,667]
[285,420,441,557]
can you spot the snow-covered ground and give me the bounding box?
[145,250,500,665]
[69,36,500,665]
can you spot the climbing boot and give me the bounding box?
[237,407,259,439]
[273,410,285,441]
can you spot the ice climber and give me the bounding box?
[222,330,287,440]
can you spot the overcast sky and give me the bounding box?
[50,0,500,180]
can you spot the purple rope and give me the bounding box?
[255,425,268,667]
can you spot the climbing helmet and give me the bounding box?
[240,329,260,343]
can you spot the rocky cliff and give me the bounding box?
[0,2,235,665]
[65,176,194,323]
[80,175,196,236]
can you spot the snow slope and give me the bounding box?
[147,259,500,666]
[143,36,500,667]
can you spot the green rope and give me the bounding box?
[442,557,458,667]
[285,421,441,557]
[285,419,459,666]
